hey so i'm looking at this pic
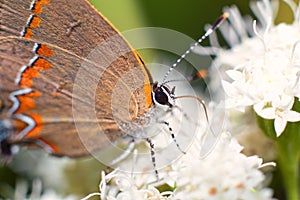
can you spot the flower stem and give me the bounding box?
[275,124,300,200]
[256,99,300,200]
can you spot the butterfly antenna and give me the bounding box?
[161,78,187,85]
[174,95,209,123]
[161,12,229,83]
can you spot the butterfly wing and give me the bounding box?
[0,0,153,157]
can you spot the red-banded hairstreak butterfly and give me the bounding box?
[0,0,227,175]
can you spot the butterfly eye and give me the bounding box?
[152,82,174,107]
[154,88,169,105]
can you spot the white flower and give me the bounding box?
[84,132,275,200]
[171,132,275,200]
[229,107,276,162]
[254,95,300,136]
[195,0,300,136]
[82,170,173,200]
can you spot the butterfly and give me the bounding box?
[0,0,228,175]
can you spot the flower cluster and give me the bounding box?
[200,0,300,136]
[83,132,275,200]
[171,133,274,200]
[82,170,172,200]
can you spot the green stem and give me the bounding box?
[256,98,300,200]
[275,127,300,200]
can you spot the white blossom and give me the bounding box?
[171,132,275,200]
[196,0,300,136]
[81,170,172,200]
[254,95,300,136]
[84,132,275,200]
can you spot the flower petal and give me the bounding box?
[274,117,287,137]
[222,80,237,97]
[226,70,243,81]
[285,110,300,122]
[256,107,276,119]
[272,95,294,109]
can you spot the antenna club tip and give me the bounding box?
[222,12,229,19]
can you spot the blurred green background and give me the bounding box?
[90,0,251,65]
[91,0,251,38]
[90,0,294,37]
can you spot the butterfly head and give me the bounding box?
[151,81,175,108]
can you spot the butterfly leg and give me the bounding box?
[163,121,186,154]
[145,137,159,180]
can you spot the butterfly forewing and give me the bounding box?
[0,0,153,157]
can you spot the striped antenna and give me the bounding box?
[161,12,229,83]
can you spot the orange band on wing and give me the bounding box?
[134,51,153,108]
[15,91,41,113]
[24,113,43,139]
[20,67,39,88]
[36,44,54,57]
[29,15,41,28]
[15,96,36,114]
[144,83,152,108]
[23,0,50,38]
[33,57,52,70]
[24,91,42,98]
[32,1,42,14]
[38,138,60,154]
[40,0,51,4]
[14,119,27,132]
[31,0,50,14]
[19,57,52,88]
[23,28,33,38]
